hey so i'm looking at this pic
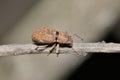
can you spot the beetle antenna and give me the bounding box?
[73,34,84,41]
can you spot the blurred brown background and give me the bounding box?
[0,0,120,80]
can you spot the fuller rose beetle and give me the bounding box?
[32,27,73,56]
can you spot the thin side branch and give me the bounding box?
[0,42,120,56]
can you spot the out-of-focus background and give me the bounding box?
[0,0,120,80]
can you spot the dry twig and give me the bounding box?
[0,42,120,57]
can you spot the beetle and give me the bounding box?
[32,27,73,56]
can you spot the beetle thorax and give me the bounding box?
[57,32,70,44]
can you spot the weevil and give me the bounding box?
[32,27,73,56]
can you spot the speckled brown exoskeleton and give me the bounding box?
[32,27,73,56]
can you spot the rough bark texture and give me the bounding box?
[0,42,120,57]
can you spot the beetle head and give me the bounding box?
[66,35,73,47]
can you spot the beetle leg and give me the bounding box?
[35,45,48,51]
[55,43,60,57]
[48,43,57,56]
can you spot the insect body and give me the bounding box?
[32,27,73,56]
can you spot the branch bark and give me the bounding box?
[0,42,120,56]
